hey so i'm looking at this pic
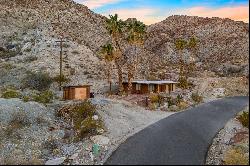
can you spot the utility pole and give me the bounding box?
[55,37,66,90]
[52,15,67,91]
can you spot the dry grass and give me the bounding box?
[223,147,249,165]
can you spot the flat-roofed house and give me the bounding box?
[63,85,91,100]
[122,80,178,94]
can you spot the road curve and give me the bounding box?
[105,96,249,165]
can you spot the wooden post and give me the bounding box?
[52,15,67,91]
[56,38,66,91]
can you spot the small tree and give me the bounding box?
[99,43,115,95]
[175,39,188,89]
[187,37,198,76]
[106,14,125,94]
[126,19,146,94]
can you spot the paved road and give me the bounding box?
[105,96,249,165]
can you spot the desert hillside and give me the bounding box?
[0,0,249,93]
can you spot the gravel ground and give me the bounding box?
[206,106,249,165]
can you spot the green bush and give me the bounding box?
[32,90,54,104]
[53,74,70,84]
[237,111,249,128]
[1,89,21,99]
[57,101,104,138]
[22,71,53,91]
[178,76,189,89]
[166,96,175,108]
[191,92,203,104]
[223,147,249,165]
[176,94,183,104]
[24,56,37,62]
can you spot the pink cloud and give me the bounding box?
[102,8,165,25]
[75,0,122,9]
[186,6,249,22]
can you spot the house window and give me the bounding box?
[136,84,141,91]
[149,84,155,92]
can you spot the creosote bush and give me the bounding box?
[32,90,54,104]
[191,92,203,104]
[178,76,189,89]
[53,74,70,84]
[1,89,21,99]
[22,71,53,91]
[237,111,249,128]
[57,101,104,138]
[223,147,249,165]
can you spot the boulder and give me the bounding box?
[45,157,66,165]
[90,135,110,146]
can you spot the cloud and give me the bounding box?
[101,8,165,25]
[184,5,249,22]
[75,0,123,9]
[101,5,249,25]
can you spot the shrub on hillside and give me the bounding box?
[57,101,104,139]
[223,147,249,165]
[191,92,203,104]
[22,71,53,91]
[237,111,249,128]
[178,76,189,89]
[32,90,54,104]
[53,74,70,84]
[24,56,38,62]
[1,89,21,99]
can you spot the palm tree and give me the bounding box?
[106,14,125,94]
[126,20,146,94]
[175,39,188,89]
[99,44,115,94]
[187,37,198,76]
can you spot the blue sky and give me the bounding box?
[74,0,249,24]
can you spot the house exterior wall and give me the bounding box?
[122,82,177,94]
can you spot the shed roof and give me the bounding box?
[125,80,178,84]
[63,85,92,89]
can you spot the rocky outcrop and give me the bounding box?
[145,15,249,77]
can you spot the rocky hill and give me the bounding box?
[145,15,249,77]
[0,0,249,93]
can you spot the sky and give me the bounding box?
[74,0,249,25]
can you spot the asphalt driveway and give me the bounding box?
[105,96,249,165]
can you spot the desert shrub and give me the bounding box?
[1,89,21,99]
[0,49,20,58]
[191,92,203,104]
[4,109,30,138]
[237,111,249,128]
[22,96,30,102]
[53,74,70,84]
[1,63,15,70]
[24,56,38,62]
[57,101,104,138]
[149,94,159,103]
[32,90,54,104]
[178,76,189,89]
[176,94,183,104]
[178,101,189,110]
[166,96,175,108]
[71,50,80,54]
[22,71,53,91]
[223,147,249,165]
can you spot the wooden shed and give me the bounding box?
[122,80,178,94]
[63,85,91,100]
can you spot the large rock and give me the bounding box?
[45,157,66,165]
[90,135,110,146]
